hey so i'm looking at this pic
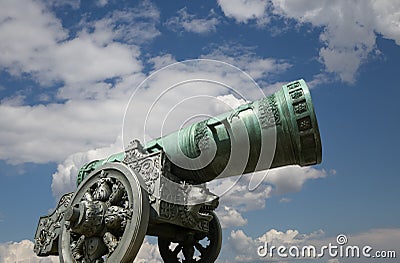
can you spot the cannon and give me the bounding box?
[34,79,322,262]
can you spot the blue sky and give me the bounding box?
[0,0,399,262]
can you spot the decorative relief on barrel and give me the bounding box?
[297,116,312,131]
[293,101,308,115]
[287,81,301,90]
[194,120,210,153]
[290,89,304,100]
[258,94,281,129]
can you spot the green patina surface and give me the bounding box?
[77,79,322,186]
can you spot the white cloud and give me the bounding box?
[216,206,248,228]
[82,1,161,46]
[279,197,291,203]
[51,137,123,199]
[0,97,129,164]
[134,238,163,263]
[0,0,67,81]
[0,1,159,87]
[270,0,400,83]
[205,166,327,239]
[371,0,400,45]
[1,94,26,106]
[0,0,158,165]
[227,229,257,262]
[265,166,328,194]
[166,8,220,34]
[0,240,58,263]
[217,0,400,83]
[52,37,141,85]
[0,238,162,263]
[148,54,177,71]
[217,0,270,24]
[210,175,273,212]
[46,0,81,9]
[209,166,326,213]
[96,0,108,7]
[202,44,291,86]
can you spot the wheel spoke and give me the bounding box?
[194,242,206,255]
[172,243,183,255]
[182,243,195,262]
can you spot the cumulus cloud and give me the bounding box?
[0,0,159,165]
[0,238,162,263]
[148,54,177,71]
[51,137,124,199]
[271,0,400,83]
[96,0,108,7]
[209,166,327,213]
[202,44,291,88]
[205,166,327,234]
[82,1,161,45]
[216,206,248,228]
[272,0,375,83]
[210,175,273,212]
[166,7,220,34]
[217,0,270,25]
[0,240,58,263]
[265,166,328,194]
[0,0,67,82]
[217,0,400,83]
[0,96,130,164]
[279,197,291,203]
[2,0,136,86]
[134,238,163,263]
[0,0,159,87]
[45,0,81,9]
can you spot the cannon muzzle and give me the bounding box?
[76,79,321,185]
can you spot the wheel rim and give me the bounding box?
[158,212,222,263]
[60,163,149,263]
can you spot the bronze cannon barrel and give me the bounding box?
[37,79,323,262]
[77,79,321,185]
[145,79,322,183]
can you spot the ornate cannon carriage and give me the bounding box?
[34,79,322,262]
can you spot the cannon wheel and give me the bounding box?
[158,212,222,263]
[59,163,149,263]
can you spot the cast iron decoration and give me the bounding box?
[34,79,322,262]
